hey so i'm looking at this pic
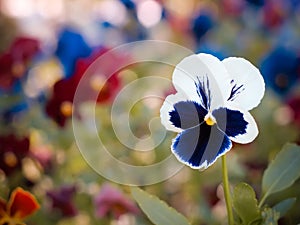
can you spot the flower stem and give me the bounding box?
[222,154,234,225]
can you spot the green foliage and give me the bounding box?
[272,198,296,218]
[232,183,261,225]
[131,187,191,225]
[261,143,300,206]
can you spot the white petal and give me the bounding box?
[222,57,265,111]
[172,53,232,110]
[160,93,186,132]
[229,110,259,144]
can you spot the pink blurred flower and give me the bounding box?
[30,146,54,173]
[94,183,139,220]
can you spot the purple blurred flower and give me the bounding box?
[46,185,78,217]
[94,183,139,220]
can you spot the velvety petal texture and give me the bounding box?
[160,53,264,169]
[0,187,39,225]
[9,187,40,219]
[171,124,232,170]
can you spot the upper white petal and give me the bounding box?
[172,53,232,110]
[222,57,265,111]
[160,93,186,133]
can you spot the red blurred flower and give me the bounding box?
[0,187,40,225]
[46,185,78,217]
[45,47,122,126]
[0,134,30,176]
[262,0,287,29]
[45,78,77,127]
[287,95,300,128]
[0,37,39,89]
[94,183,139,220]
[221,0,245,17]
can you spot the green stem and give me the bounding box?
[222,155,234,225]
[258,193,267,209]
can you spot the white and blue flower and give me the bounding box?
[160,53,265,170]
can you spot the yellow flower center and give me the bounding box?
[0,214,25,225]
[204,113,216,126]
[12,62,25,78]
[60,101,73,117]
[4,152,18,167]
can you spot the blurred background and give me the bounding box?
[0,0,300,224]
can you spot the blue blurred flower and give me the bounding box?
[260,46,300,96]
[160,54,264,169]
[191,12,215,43]
[119,0,135,10]
[196,43,227,60]
[55,28,92,78]
[245,0,265,7]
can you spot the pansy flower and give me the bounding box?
[0,187,40,225]
[46,47,122,126]
[94,183,139,220]
[0,134,30,176]
[46,185,78,217]
[160,53,264,169]
[45,78,77,127]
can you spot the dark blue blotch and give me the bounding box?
[169,101,207,129]
[55,28,92,78]
[172,124,231,168]
[213,108,248,138]
[195,76,211,109]
[228,81,245,101]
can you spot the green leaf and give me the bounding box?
[232,183,261,225]
[273,198,296,218]
[131,187,191,225]
[261,208,280,225]
[261,143,300,205]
